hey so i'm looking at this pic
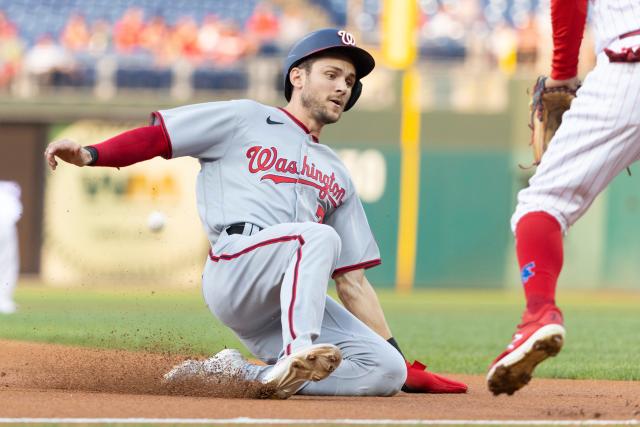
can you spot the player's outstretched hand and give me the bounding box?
[44,139,92,170]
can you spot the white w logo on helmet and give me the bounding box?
[338,30,356,46]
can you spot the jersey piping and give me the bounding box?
[331,258,382,278]
[150,111,173,159]
[278,107,319,143]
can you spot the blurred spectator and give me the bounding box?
[277,5,310,49]
[246,2,280,46]
[140,15,169,58]
[169,17,201,62]
[420,4,465,41]
[87,19,111,55]
[198,15,222,56]
[61,13,90,52]
[516,15,539,68]
[0,25,24,89]
[0,10,17,38]
[418,4,467,60]
[212,22,249,65]
[489,21,518,75]
[23,35,76,86]
[114,7,145,53]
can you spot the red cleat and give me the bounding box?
[487,305,565,396]
[402,360,468,393]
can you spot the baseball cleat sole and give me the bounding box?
[487,324,565,396]
[265,344,342,399]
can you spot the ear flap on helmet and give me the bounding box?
[344,80,362,111]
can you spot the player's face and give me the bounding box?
[300,56,356,124]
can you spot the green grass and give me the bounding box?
[2,285,640,381]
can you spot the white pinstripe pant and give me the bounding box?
[512,48,640,234]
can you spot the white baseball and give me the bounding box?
[147,210,166,232]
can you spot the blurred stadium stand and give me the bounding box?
[0,0,549,99]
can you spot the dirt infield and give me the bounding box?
[1,339,639,421]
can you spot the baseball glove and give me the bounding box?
[526,76,579,167]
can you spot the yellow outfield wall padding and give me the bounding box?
[396,68,421,292]
[381,0,418,69]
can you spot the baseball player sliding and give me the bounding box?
[45,29,466,398]
[487,0,640,395]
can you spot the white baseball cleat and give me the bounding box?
[202,348,251,377]
[163,359,205,382]
[263,343,342,399]
[163,348,250,383]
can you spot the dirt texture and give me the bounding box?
[1,339,639,421]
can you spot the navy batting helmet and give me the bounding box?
[283,28,375,111]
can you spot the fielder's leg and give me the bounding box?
[488,54,640,395]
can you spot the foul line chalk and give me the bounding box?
[0,419,637,425]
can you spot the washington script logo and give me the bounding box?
[246,146,346,207]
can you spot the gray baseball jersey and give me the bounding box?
[152,100,404,396]
[153,99,380,274]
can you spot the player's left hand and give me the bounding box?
[526,75,580,167]
[44,139,92,170]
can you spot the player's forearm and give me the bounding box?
[334,270,392,339]
[87,125,171,167]
[550,0,587,80]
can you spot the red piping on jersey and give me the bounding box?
[208,234,306,356]
[208,235,305,261]
[150,111,174,159]
[278,107,319,143]
[287,243,304,352]
[331,259,381,279]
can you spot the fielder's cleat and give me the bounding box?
[263,343,342,399]
[163,348,250,383]
[487,305,565,396]
[402,360,468,393]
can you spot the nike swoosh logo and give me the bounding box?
[266,116,284,125]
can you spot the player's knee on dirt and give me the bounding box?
[357,343,406,396]
[378,347,407,396]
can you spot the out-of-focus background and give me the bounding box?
[0,0,634,292]
[2,0,640,381]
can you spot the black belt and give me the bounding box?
[225,223,262,236]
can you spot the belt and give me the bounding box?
[605,28,640,62]
[225,222,262,236]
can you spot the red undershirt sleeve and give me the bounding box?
[550,0,588,80]
[87,124,171,168]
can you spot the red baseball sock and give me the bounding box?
[515,212,563,314]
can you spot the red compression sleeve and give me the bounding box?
[550,0,588,80]
[88,125,171,167]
